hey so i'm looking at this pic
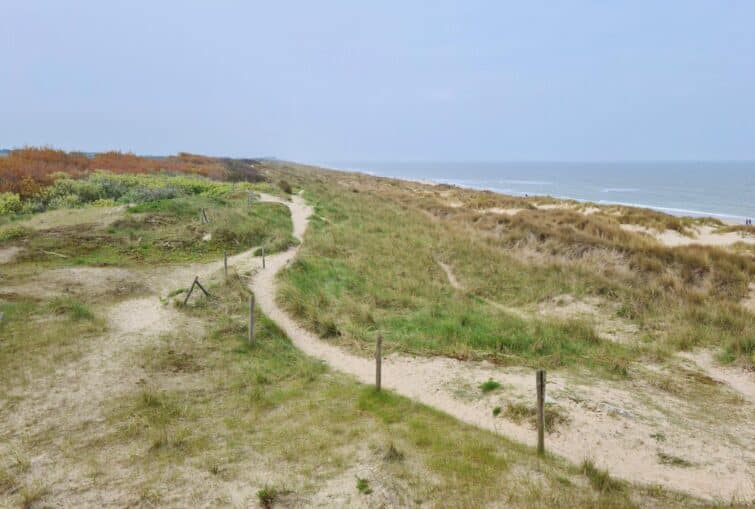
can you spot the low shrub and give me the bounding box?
[0,192,22,215]
[0,225,28,242]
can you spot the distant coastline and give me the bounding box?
[316,161,755,225]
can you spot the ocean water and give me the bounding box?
[323,161,755,223]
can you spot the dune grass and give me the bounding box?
[272,163,755,369]
[2,191,295,268]
[0,296,105,389]
[70,273,712,508]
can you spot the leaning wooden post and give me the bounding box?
[375,335,383,391]
[536,369,546,456]
[183,277,197,306]
[248,294,255,345]
[224,251,228,279]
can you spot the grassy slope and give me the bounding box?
[274,163,754,369]
[0,172,723,507]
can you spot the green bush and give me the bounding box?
[0,225,28,242]
[48,193,81,209]
[91,198,117,208]
[0,193,22,215]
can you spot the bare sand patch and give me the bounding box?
[484,202,602,217]
[0,265,209,506]
[0,266,148,299]
[0,246,23,264]
[538,294,639,344]
[18,205,126,231]
[484,207,524,216]
[621,223,755,248]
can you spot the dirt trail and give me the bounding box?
[252,194,755,501]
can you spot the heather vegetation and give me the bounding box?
[0,147,264,198]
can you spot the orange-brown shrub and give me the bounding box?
[0,147,255,197]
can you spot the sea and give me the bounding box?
[320,161,755,224]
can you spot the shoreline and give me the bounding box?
[311,162,749,226]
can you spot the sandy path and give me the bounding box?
[250,194,755,502]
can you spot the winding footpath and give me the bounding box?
[250,194,755,502]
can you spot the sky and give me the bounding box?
[1,1,754,161]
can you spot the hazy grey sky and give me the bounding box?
[1,1,754,161]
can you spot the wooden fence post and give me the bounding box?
[536,369,546,456]
[224,252,228,279]
[183,277,198,306]
[248,294,255,345]
[375,335,383,391]
[262,246,266,269]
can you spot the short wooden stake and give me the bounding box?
[224,252,228,279]
[183,277,198,306]
[183,276,211,305]
[262,246,266,269]
[248,294,255,345]
[536,369,546,456]
[194,277,211,297]
[375,335,383,391]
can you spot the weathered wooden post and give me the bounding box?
[183,277,198,306]
[262,246,266,269]
[248,294,255,345]
[536,369,546,456]
[375,335,383,391]
[224,251,228,279]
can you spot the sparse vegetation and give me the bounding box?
[581,459,624,493]
[355,477,372,494]
[278,179,293,194]
[657,452,693,467]
[479,379,502,393]
[257,486,279,508]
[502,402,569,433]
[1,175,295,267]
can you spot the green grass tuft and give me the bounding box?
[479,379,501,393]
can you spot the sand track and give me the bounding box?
[251,194,755,501]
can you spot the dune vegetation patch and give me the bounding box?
[0,295,105,386]
[4,187,295,268]
[274,164,755,369]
